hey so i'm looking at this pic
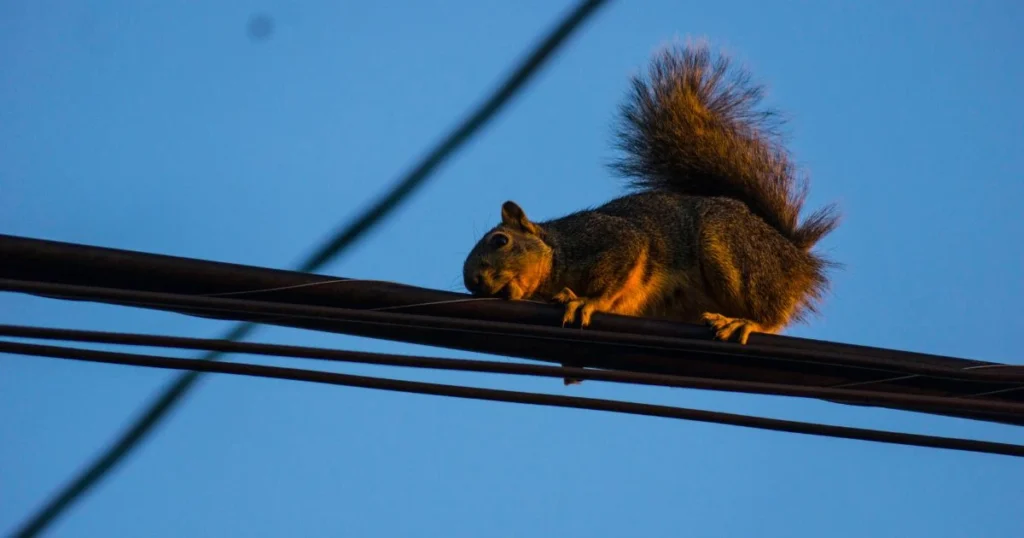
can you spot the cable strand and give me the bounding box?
[3,339,1022,459]
[1,324,1021,419]
[4,3,612,536]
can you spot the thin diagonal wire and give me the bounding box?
[199,278,370,297]
[1,324,1021,418]
[969,386,1024,398]
[2,340,1022,458]
[7,3,611,536]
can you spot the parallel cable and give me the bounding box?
[2,340,1022,458]
[5,232,1001,376]
[6,3,611,536]
[2,324,1022,419]
[3,278,1023,386]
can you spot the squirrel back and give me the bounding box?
[611,43,839,252]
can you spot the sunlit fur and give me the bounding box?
[462,42,840,353]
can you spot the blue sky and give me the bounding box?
[2,1,1023,536]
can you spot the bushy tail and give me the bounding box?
[611,42,839,250]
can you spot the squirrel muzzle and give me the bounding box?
[463,261,508,297]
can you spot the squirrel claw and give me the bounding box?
[561,301,584,327]
[702,313,760,345]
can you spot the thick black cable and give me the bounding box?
[2,340,1022,458]
[6,233,1024,420]
[2,231,1003,375]
[3,278,1022,387]
[2,324,1022,419]
[6,3,611,537]
[4,232,1008,380]
[8,277,1021,429]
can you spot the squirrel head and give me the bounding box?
[463,201,553,300]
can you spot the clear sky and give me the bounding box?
[2,1,1023,536]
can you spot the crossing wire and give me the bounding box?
[7,2,611,536]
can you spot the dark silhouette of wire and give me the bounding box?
[7,2,611,536]
[3,278,1022,388]
[3,340,1022,458]
[7,228,1018,380]
[2,324,1021,418]
[297,1,609,272]
[6,231,1023,417]
[7,274,1021,430]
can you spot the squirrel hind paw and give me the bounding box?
[702,313,762,345]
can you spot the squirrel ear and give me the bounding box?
[501,201,543,237]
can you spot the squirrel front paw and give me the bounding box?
[552,287,600,327]
[702,313,762,345]
[552,288,590,386]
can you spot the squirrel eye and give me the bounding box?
[488,233,509,248]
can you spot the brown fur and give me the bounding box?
[462,43,841,384]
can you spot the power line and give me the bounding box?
[3,340,1022,458]
[2,277,1022,430]
[4,233,1019,389]
[3,324,1021,419]
[5,2,611,536]
[3,278,1022,390]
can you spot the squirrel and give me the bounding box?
[462,42,840,384]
